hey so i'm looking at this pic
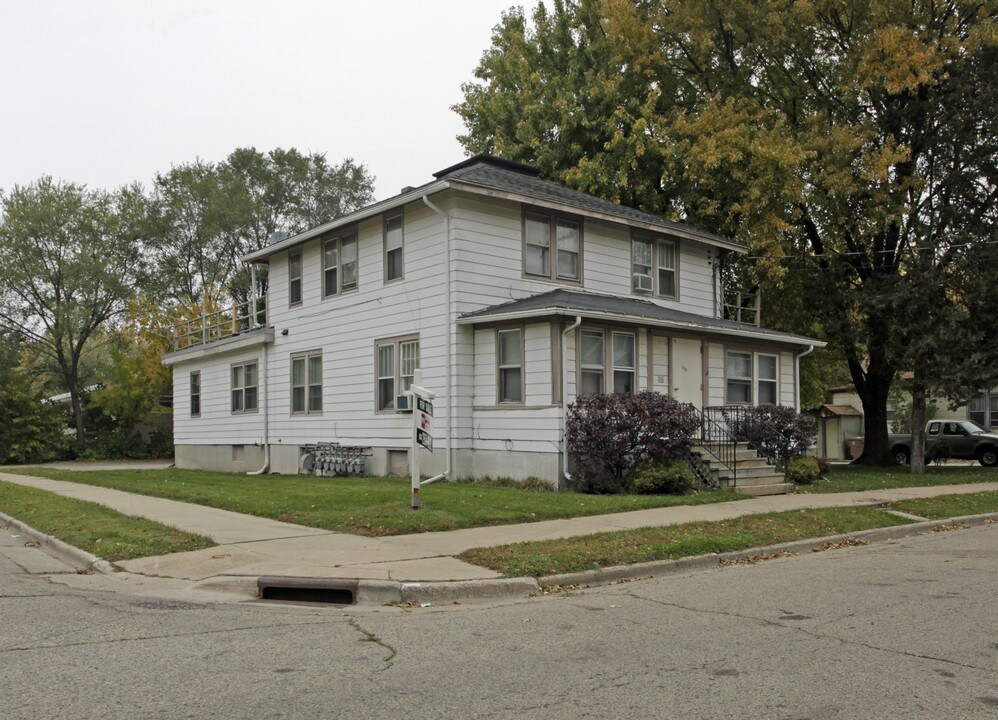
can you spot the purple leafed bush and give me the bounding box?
[566,392,700,494]
[726,405,816,464]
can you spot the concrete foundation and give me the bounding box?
[174,443,562,486]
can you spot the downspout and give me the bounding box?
[794,345,815,410]
[248,273,270,475]
[420,194,452,485]
[561,316,583,485]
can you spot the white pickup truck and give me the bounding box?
[889,420,998,467]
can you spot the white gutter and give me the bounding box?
[561,316,583,486]
[418,194,452,485]
[794,344,816,410]
[248,340,270,475]
[458,307,825,348]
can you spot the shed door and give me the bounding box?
[672,338,703,408]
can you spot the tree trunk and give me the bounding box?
[849,351,895,465]
[910,381,926,474]
[67,377,86,446]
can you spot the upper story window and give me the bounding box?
[725,351,778,405]
[190,371,201,417]
[523,208,582,283]
[578,328,636,397]
[291,351,323,415]
[323,231,358,297]
[497,328,524,404]
[384,213,404,282]
[231,361,258,413]
[288,250,303,306]
[632,234,677,298]
[376,335,419,411]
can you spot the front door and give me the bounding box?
[672,338,703,408]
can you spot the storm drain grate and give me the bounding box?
[257,577,358,605]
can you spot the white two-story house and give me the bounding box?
[163,155,823,485]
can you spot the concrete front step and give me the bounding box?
[722,466,783,480]
[735,482,795,496]
[727,473,787,487]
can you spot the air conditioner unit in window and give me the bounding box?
[394,393,413,413]
[633,274,653,293]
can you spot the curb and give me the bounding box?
[538,512,998,590]
[191,574,541,607]
[0,511,117,575]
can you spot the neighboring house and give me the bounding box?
[814,385,998,460]
[162,155,823,484]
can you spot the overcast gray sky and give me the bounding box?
[0,1,518,202]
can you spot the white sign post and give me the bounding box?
[408,370,435,510]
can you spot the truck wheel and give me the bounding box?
[978,447,998,467]
[892,446,910,465]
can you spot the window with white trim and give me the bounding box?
[288,250,303,306]
[632,234,677,298]
[757,353,778,405]
[375,336,419,411]
[968,393,998,430]
[231,361,258,413]
[323,232,358,297]
[612,332,636,394]
[725,351,779,405]
[291,352,322,415]
[384,213,404,282]
[190,371,201,417]
[497,329,523,404]
[579,329,605,396]
[523,208,582,282]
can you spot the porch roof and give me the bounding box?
[458,288,825,348]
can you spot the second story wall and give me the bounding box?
[450,192,720,318]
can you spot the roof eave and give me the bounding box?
[447,180,749,254]
[241,180,452,263]
[458,306,825,347]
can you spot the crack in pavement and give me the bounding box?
[347,617,397,671]
[624,590,996,673]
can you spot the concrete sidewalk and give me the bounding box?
[3,469,997,588]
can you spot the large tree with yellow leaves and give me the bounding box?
[457,0,997,463]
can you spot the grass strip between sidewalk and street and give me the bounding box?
[0,468,746,536]
[458,491,998,577]
[799,465,997,493]
[0,480,215,562]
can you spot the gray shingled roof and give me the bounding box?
[438,156,746,251]
[459,288,823,347]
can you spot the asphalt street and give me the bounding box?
[2,523,997,719]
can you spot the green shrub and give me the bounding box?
[628,460,700,495]
[784,456,822,485]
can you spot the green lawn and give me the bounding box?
[0,467,747,537]
[798,464,998,493]
[459,488,998,578]
[890,491,998,519]
[458,507,915,577]
[0,480,214,561]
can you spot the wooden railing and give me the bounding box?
[168,297,268,352]
[723,290,761,326]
